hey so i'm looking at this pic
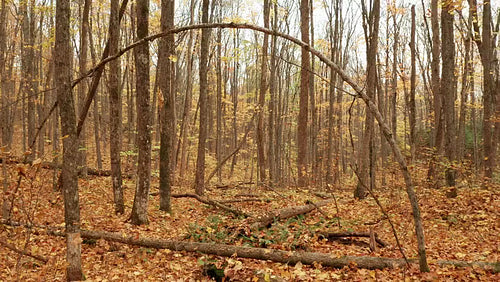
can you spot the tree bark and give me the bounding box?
[21,0,35,161]
[355,0,379,199]
[194,0,211,195]
[176,0,195,180]
[77,0,90,176]
[468,0,496,181]
[431,0,443,153]
[409,5,416,160]
[108,0,124,214]
[0,0,9,150]
[441,0,457,186]
[158,0,175,212]
[297,0,310,187]
[55,0,83,278]
[131,0,152,225]
[256,0,269,183]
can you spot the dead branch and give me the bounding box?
[251,199,333,229]
[4,157,133,178]
[318,231,388,247]
[171,193,251,218]
[0,239,48,264]
[217,198,269,204]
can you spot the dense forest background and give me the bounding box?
[0,0,499,280]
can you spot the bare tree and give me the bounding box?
[130,0,152,225]
[409,5,416,160]
[355,0,380,199]
[194,0,211,195]
[257,0,269,183]
[21,0,35,161]
[441,0,457,186]
[108,0,124,214]
[78,0,90,176]
[468,0,497,181]
[55,0,83,278]
[297,0,310,187]
[159,0,175,212]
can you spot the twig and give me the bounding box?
[0,238,48,264]
[171,193,251,218]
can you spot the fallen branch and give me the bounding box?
[0,239,48,264]
[5,157,133,178]
[318,231,388,247]
[47,229,499,272]
[171,193,251,218]
[251,199,333,229]
[217,198,269,204]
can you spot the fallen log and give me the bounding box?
[251,199,333,229]
[318,231,388,247]
[47,229,499,272]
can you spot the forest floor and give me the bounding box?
[0,160,499,281]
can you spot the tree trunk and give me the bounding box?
[469,0,496,181]
[0,0,8,149]
[441,0,457,187]
[176,0,195,180]
[194,0,211,195]
[267,0,278,185]
[256,0,269,184]
[21,0,35,161]
[409,5,416,160]
[431,0,443,153]
[55,0,83,278]
[108,0,124,214]
[77,0,90,176]
[297,0,310,187]
[158,0,175,212]
[457,23,472,160]
[131,0,152,225]
[355,0,380,199]
[215,9,222,183]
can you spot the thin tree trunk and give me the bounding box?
[431,0,443,153]
[441,0,457,186]
[177,0,195,179]
[194,0,211,195]
[409,5,416,161]
[21,0,35,162]
[215,5,223,183]
[159,0,175,212]
[131,0,152,225]
[109,0,124,214]
[0,0,8,149]
[256,0,269,184]
[55,0,83,278]
[297,0,310,187]
[355,0,379,199]
[78,0,90,176]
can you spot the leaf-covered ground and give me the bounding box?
[1,161,499,281]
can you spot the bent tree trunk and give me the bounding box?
[74,21,430,272]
